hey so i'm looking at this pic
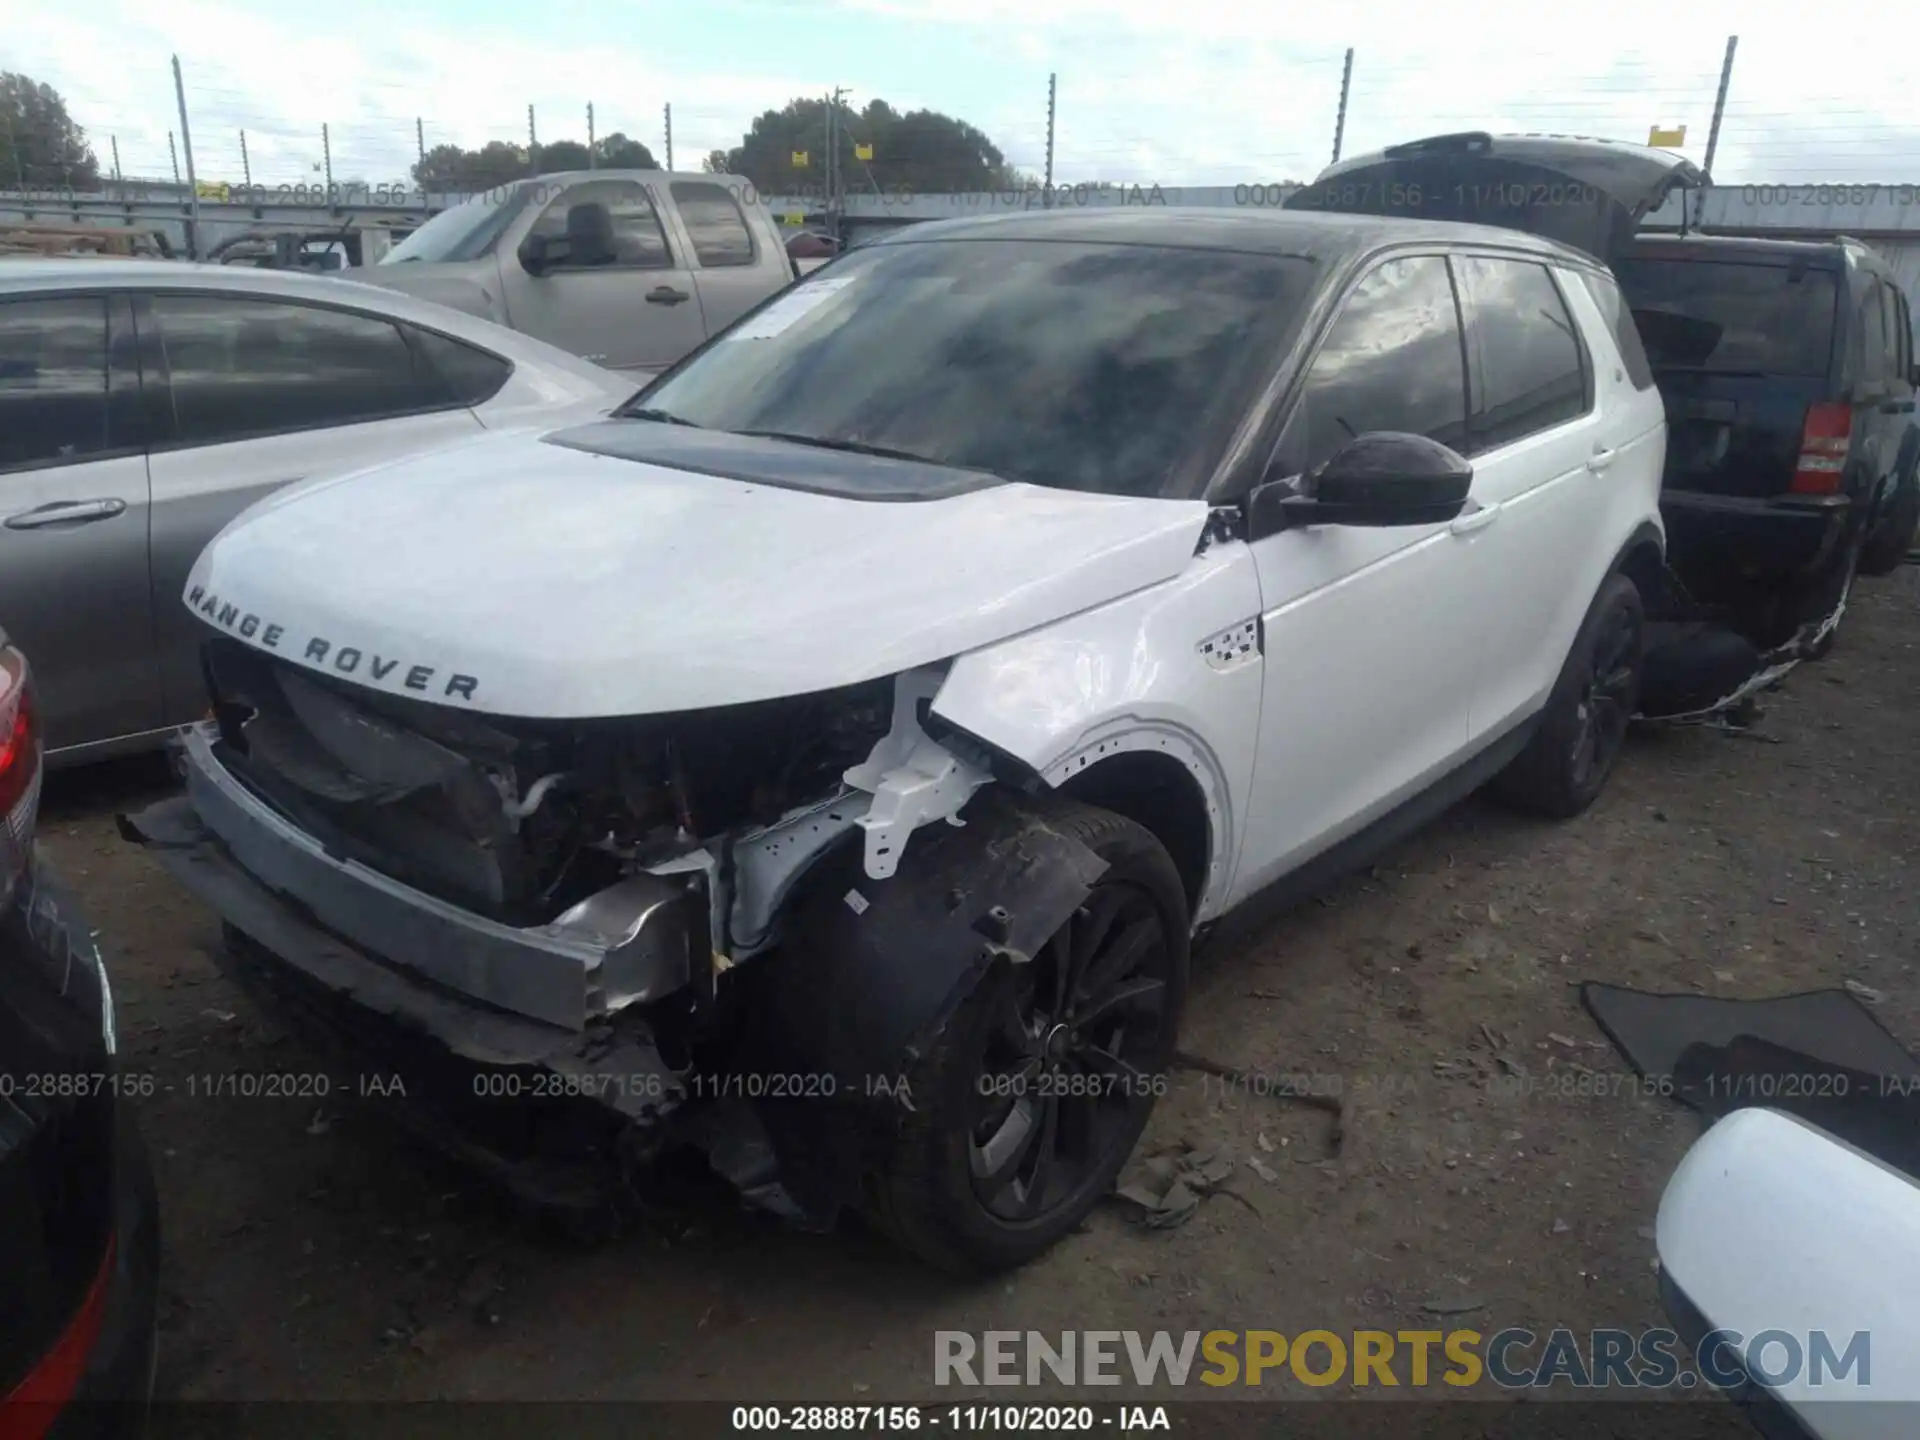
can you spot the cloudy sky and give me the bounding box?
[13,0,1920,190]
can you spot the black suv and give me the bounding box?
[1614,234,1919,650]
[1289,132,1920,664]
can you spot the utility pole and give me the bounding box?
[1043,72,1057,205]
[527,104,538,175]
[1703,35,1738,180]
[171,54,202,257]
[1331,49,1355,164]
[240,130,251,188]
[664,103,674,170]
[587,102,596,168]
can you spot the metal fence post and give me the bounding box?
[1702,35,1738,180]
[587,102,597,168]
[1332,49,1355,164]
[240,130,251,188]
[664,103,674,171]
[1043,73,1056,205]
[527,104,538,175]
[171,55,202,257]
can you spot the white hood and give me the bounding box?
[184,426,1210,718]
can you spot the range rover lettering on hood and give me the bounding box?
[187,585,481,703]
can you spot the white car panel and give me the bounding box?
[187,432,1213,718]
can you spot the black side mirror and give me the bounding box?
[1248,432,1473,541]
[517,232,552,276]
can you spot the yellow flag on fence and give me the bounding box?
[1647,125,1687,149]
[791,150,810,168]
[194,180,230,200]
[854,142,873,162]
[782,211,806,226]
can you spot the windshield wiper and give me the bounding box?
[621,406,703,427]
[734,429,943,465]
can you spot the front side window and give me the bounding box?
[634,239,1317,499]
[527,181,673,269]
[670,182,756,267]
[153,295,432,446]
[1455,256,1588,455]
[0,296,111,472]
[1275,254,1467,478]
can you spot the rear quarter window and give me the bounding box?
[1577,270,1656,391]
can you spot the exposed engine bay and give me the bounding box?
[200,637,990,960]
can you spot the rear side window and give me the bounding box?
[1577,270,1655,391]
[670,182,756,267]
[153,295,441,446]
[1453,256,1587,454]
[1611,258,1838,379]
[1896,287,1915,379]
[0,296,111,472]
[1277,255,1467,477]
[407,327,512,407]
[1856,281,1893,387]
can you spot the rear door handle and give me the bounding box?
[646,286,691,305]
[1588,445,1618,473]
[1449,501,1500,536]
[4,497,127,530]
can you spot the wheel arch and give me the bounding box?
[1610,521,1668,617]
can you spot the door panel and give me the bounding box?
[668,179,789,335]
[142,292,486,728]
[500,179,705,371]
[0,293,161,753]
[1450,255,1610,738]
[1234,253,1486,903]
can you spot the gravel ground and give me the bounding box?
[35,568,1920,1407]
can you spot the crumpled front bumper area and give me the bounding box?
[121,728,685,1218]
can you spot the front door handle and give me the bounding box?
[646,286,691,305]
[1449,501,1500,536]
[1588,445,1619,473]
[4,497,127,530]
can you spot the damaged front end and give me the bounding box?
[124,640,1102,1227]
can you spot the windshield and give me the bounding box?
[629,238,1316,498]
[1613,257,1839,378]
[382,185,534,265]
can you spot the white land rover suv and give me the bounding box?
[128,185,1674,1272]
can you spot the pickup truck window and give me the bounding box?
[526,181,674,270]
[670,182,757,267]
[381,185,534,265]
[634,238,1315,500]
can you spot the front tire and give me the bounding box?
[865,802,1189,1274]
[1491,572,1644,819]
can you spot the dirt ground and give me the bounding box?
[36,569,1920,1406]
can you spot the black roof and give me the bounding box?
[1624,231,1879,272]
[866,206,1602,269]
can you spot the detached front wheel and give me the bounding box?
[866,803,1189,1274]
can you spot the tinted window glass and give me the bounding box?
[1897,287,1914,378]
[528,181,672,268]
[408,327,512,406]
[0,297,110,471]
[1456,257,1586,454]
[1578,269,1655,391]
[1278,255,1466,477]
[1611,258,1838,378]
[155,295,430,445]
[670,182,755,267]
[1855,281,1890,385]
[635,240,1316,499]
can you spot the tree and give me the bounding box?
[0,71,101,190]
[594,132,657,170]
[709,96,1015,195]
[413,132,657,191]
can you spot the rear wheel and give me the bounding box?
[1860,468,1920,577]
[1491,573,1644,819]
[865,803,1188,1274]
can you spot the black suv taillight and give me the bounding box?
[0,645,41,904]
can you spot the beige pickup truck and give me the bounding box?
[356,171,798,375]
